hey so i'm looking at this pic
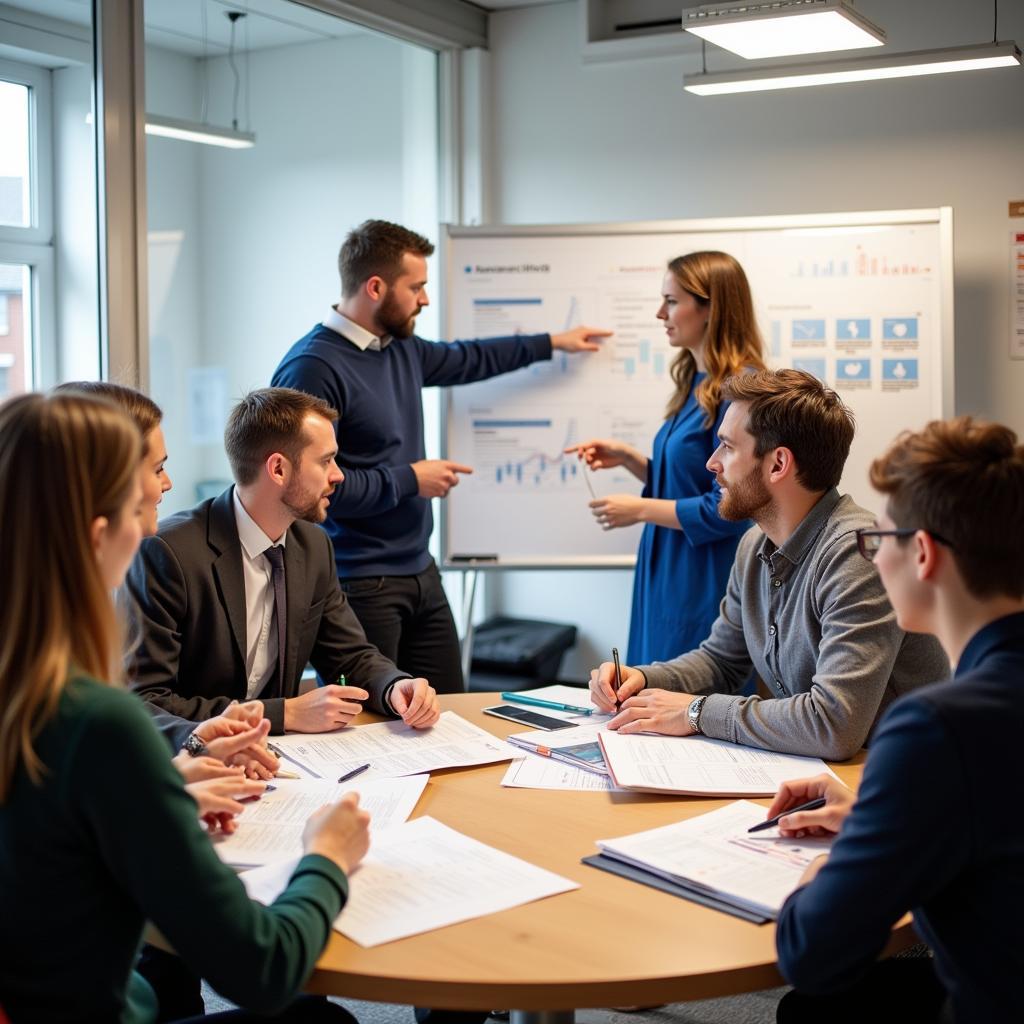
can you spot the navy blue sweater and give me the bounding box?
[775,612,1024,1022]
[272,324,552,576]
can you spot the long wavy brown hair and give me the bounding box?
[0,392,140,800]
[665,251,767,426]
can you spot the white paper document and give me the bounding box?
[212,775,428,868]
[501,755,619,792]
[598,730,834,796]
[268,711,517,781]
[503,684,612,723]
[597,800,833,918]
[242,816,579,946]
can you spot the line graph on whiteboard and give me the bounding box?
[465,412,648,496]
[470,416,585,489]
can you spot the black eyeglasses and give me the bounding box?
[855,528,956,562]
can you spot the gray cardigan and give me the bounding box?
[640,489,950,760]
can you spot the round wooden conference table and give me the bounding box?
[305,692,914,1023]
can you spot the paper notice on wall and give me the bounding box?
[1011,219,1024,360]
[188,366,228,444]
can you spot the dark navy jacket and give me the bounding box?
[273,324,551,577]
[776,612,1024,1022]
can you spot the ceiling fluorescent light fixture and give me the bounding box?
[684,0,885,60]
[145,114,255,149]
[684,41,1022,95]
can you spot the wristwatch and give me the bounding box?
[182,731,208,758]
[687,694,708,735]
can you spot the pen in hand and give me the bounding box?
[747,796,828,833]
[611,647,623,713]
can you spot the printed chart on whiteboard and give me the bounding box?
[443,213,951,568]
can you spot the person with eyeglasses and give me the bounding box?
[767,416,1024,1023]
[588,368,949,760]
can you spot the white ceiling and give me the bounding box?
[10,0,367,57]
[471,1,561,7]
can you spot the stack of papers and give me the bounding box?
[242,816,579,946]
[598,729,835,797]
[496,687,619,792]
[507,721,609,773]
[502,719,623,791]
[502,755,618,792]
[594,800,832,920]
[212,775,428,868]
[269,711,517,781]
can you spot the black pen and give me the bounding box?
[748,796,827,833]
[338,763,370,784]
[612,647,623,713]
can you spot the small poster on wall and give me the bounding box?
[1010,201,1024,360]
[188,366,228,445]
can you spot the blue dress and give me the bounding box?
[627,375,751,665]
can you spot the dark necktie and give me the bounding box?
[263,545,287,696]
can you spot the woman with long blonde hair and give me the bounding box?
[568,251,766,664]
[0,392,368,1023]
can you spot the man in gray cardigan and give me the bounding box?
[589,369,948,760]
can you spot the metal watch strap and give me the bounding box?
[183,731,208,758]
[687,694,708,735]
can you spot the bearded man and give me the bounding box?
[272,219,609,692]
[588,368,948,760]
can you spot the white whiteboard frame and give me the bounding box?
[439,207,955,571]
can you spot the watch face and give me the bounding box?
[185,733,207,757]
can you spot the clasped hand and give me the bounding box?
[173,701,279,783]
[389,677,441,728]
[284,678,441,732]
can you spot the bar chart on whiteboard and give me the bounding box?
[442,216,950,567]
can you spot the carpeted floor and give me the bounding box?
[202,985,788,1023]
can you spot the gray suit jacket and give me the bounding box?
[126,488,409,741]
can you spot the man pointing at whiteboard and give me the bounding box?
[273,219,609,692]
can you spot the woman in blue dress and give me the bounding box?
[568,251,766,665]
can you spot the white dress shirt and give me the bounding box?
[233,489,287,700]
[323,306,391,351]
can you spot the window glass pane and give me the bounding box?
[0,80,31,228]
[0,2,100,386]
[0,264,31,399]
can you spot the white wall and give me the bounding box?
[483,0,1024,680]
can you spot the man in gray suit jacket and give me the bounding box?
[127,387,441,741]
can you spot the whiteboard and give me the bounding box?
[441,209,954,568]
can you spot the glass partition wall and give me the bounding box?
[142,0,440,514]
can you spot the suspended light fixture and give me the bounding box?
[683,40,1022,95]
[144,115,255,148]
[145,7,256,148]
[683,1,885,60]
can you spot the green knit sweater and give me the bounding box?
[0,676,348,1022]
